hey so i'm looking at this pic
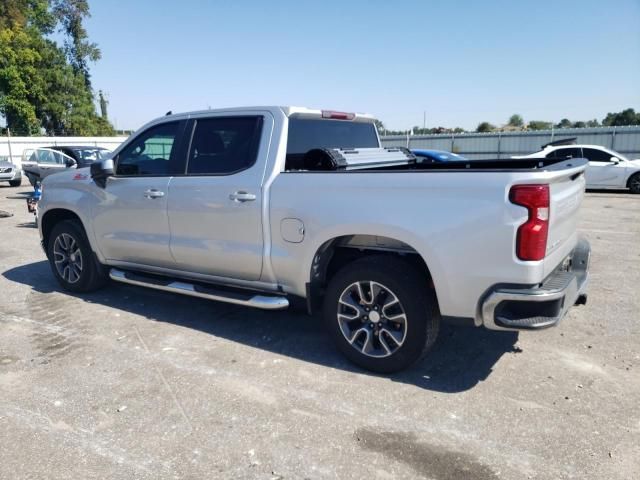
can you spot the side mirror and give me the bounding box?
[90,159,114,188]
[65,157,77,168]
[610,156,620,164]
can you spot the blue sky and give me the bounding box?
[85,0,640,131]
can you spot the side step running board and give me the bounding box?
[109,269,289,310]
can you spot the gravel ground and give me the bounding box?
[0,184,638,480]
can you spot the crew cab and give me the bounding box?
[36,107,590,373]
[514,139,640,193]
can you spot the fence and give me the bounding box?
[0,135,128,167]
[380,126,640,160]
[3,126,640,166]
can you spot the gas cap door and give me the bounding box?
[281,218,305,243]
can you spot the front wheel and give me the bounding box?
[47,220,108,292]
[9,178,22,187]
[323,256,439,373]
[628,173,640,194]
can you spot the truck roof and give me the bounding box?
[160,106,375,123]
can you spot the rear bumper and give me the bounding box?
[480,236,590,331]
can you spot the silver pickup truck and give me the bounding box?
[37,106,590,372]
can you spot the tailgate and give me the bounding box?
[543,165,586,277]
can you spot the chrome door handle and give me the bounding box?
[143,189,165,199]
[229,191,256,202]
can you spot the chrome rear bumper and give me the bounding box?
[481,237,590,331]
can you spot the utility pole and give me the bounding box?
[99,90,109,120]
[7,128,13,164]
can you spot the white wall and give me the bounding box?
[0,136,128,167]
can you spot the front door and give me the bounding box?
[167,114,271,281]
[582,148,627,187]
[92,121,185,268]
[37,148,69,180]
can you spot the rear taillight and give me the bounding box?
[509,184,550,261]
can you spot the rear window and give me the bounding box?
[286,118,378,155]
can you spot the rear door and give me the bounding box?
[92,121,186,267]
[167,113,272,281]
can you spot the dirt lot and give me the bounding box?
[0,185,638,480]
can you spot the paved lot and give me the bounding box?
[0,185,638,480]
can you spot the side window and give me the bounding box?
[582,148,612,162]
[552,148,583,159]
[116,122,180,176]
[186,116,262,175]
[37,149,57,164]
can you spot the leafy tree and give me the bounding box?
[476,121,495,133]
[585,119,599,127]
[556,118,573,129]
[602,108,640,126]
[508,114,523,127]
[52,0,100,87]
[572,121,586,128]
[0,0,113,135]
[527,120,552,131]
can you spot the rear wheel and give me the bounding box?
[47,220,108,292]
[628,173,640,194]
[9,178,21,187]
[323,256,439,373]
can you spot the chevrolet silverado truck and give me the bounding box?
[36,106,590,373]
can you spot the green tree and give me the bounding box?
[527,120,552,131]
[556,118,573,129]
[52,0,100,87]
[585,119,599,127]
[508,114,524,127]
[0,0,113,135]
[602,108,640,126]
[476,121,495,133]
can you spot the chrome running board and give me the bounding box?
[109,268,289,310]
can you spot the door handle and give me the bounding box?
[229,191,256,202]
[143,189,165,199]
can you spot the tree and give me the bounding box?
[0,0,113,135]
[527,120,552,131]
[586,119,599,127]
[476,121,495,133]
[602,108,640,126]
[572,121,586,128]
[52,0,100,87]
[556,118,573,129]
[508,114,524,128]
[373,119,385,134]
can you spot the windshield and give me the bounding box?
[73,148,110,163]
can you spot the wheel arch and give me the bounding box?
[626,170,640,189]
[306,234,439,315]
[40,208,90,253]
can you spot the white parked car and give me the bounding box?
[515,140,640,193]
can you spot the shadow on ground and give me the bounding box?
[4,260,519,393]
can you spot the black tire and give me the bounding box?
[47,220,109,293]
[9,178,22,187]
[323,255,439,373]
[628,173,640,194]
